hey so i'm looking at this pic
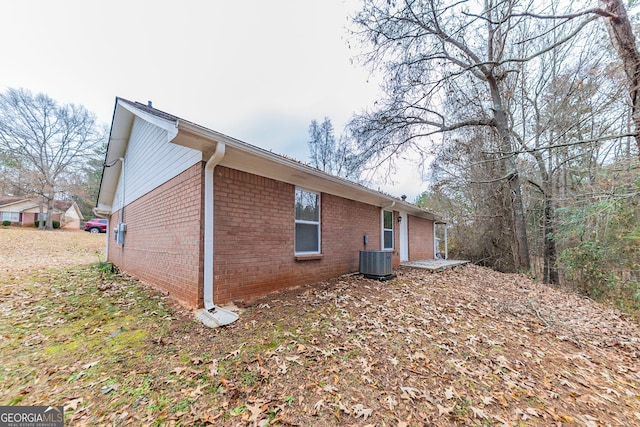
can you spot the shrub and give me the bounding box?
[34,220,61,229]
[2,220,10,227]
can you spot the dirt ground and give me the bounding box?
[1,227,639,426]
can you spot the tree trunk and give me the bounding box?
[488,79,531,272]
[602,0,640,157]
[45,194,54,230]
[38,200,45,229]
[543,195,559,285]
[508,172,531,272]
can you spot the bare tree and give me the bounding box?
[308,118,336,173]
[349,0,542,271]
[505,6,628,284]
[347,0,632,272]
[308,117,363,180]
[0,88,105,229]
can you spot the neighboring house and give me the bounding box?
[95,98,444,326]
[0,197,83,229]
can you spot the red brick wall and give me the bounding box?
[408,215,434,260]
[105,162,435,308]
[212,166,384,304]
[108,163,204,307]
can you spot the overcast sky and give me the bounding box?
[1,0,427,201]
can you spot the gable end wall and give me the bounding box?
[108,163,204,306]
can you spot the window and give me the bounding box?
[1,212,19,222]
[382,210,394,250]
[295,188,320,254]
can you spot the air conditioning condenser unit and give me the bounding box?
[359,250,395,280]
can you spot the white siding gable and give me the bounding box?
[112,116,202,210]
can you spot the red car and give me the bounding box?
[84,218,108,233]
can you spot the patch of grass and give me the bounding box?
[241,370,257,387]
[7,396,24,405]
[453,397,472,418]
[44,340,80,355]
[284,395,295,406]
[229,404,245,416]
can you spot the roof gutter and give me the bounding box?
[195,141,239,328]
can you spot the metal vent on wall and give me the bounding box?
[359,250,393,278]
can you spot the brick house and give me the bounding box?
[95,98,443,326]
[0,197,83,228]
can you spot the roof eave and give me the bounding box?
[175,120,443,220]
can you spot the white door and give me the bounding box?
[399,211,409,262]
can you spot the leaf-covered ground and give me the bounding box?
[1,228,639,426]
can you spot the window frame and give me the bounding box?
[1,211,20,222]
[294,188,321,255]
[382,209,394,250]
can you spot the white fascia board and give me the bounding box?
[117,100,179,140]
[97,100,180,212]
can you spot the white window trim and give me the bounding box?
[294,188,321,255]
[1,211,20,222]
[382,209,394,250]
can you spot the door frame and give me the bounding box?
[399,211,409,262]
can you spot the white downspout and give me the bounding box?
[196,142,239,327]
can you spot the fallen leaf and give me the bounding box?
[64,398,83,411]
[81,361,99,369]
[285,355,303,365]
[245,402,263,423]
[481,395,495,405]
[444,387,456,400]
[526,407,540,417]
[437,404,455,416]
[189,384,205,398]
[209,359,218,377]
[400,386,423,400]
[100,383,120,394]
[352,403,373,420]
[385,395,398,410]
[470,406,487,419]
[322,384,338,394]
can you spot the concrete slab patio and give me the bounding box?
[401,259,470,272]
